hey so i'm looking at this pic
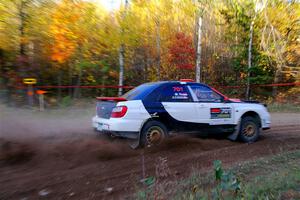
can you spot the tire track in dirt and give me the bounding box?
[2,124,300,199]
[83,125,300,198]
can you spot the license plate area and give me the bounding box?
[97,123,109,131]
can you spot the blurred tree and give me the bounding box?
[260,0,300,97]
[0,0,299,102]
[117,0,128,96]
[168,32,195,79]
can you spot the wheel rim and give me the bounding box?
[146,126,164,145]
[242,123,256,137]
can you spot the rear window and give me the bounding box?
[122,83,159,100]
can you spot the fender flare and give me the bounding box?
[134,118,154,144]
[139,117,169,136]
[228,111,262,141]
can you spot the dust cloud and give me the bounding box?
[0,105,138,165]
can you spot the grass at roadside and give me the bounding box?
[135,150,300,200]
[268,103,300,113]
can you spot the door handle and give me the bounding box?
[197,104,206,108]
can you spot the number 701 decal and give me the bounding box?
[172,87,184,92]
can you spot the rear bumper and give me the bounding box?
[92,116,139,139]
[98,130,139,139]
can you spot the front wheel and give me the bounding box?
[239,116,260,143]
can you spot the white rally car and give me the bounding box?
[92,80,271,148]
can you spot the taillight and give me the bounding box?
[111,106,128,118]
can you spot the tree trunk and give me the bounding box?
[234,8,238,58]
[144,50,149,82]
[246,19,254,100]
[155,19,161,81]
[196,16,202,83]
[272,64,282,98]
[68,62,73,98]
[74,44,84,98]
[118,0,128,96]
[74,65,82,98]
[101,76,105,96]
[118,44,125,96]
[235,27,239,83]
[57,70,62,102]
[19,1,26,56]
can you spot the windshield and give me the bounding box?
[122,83,159,100]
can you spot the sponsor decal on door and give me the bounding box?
[210,107,231,119]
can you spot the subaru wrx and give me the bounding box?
[92,80,271,149]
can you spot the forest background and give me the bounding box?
[0,0,299,105]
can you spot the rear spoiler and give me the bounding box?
[96,97,127,102]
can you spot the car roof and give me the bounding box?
[148,81,209,87]
[122,81,212,101]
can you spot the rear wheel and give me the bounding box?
[140,121,167,148]
[239,116,260,143]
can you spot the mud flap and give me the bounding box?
[227,119,241,141]
[128,131,141,149]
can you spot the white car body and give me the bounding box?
[92,81,271,141]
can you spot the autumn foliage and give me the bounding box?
[168,32,195,70]
[0,0,299,101]
[50,0,81,63]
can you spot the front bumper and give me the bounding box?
[261,116,271,129]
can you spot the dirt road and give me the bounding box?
[0,107,300,200]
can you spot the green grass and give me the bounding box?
[268,103,300,113]
[236,151,300,200]
[135,150,300,200]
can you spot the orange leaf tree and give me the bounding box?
[50,0,82,64]
[168,32,195,70]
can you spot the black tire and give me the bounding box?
[140,121,168,148]
[239,116,260,143]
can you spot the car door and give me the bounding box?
[160,84,199,123]
[188,84,234,125]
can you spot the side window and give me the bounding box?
[145,87,162,102]
[189,85,222,102]
[160,85,192,102]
